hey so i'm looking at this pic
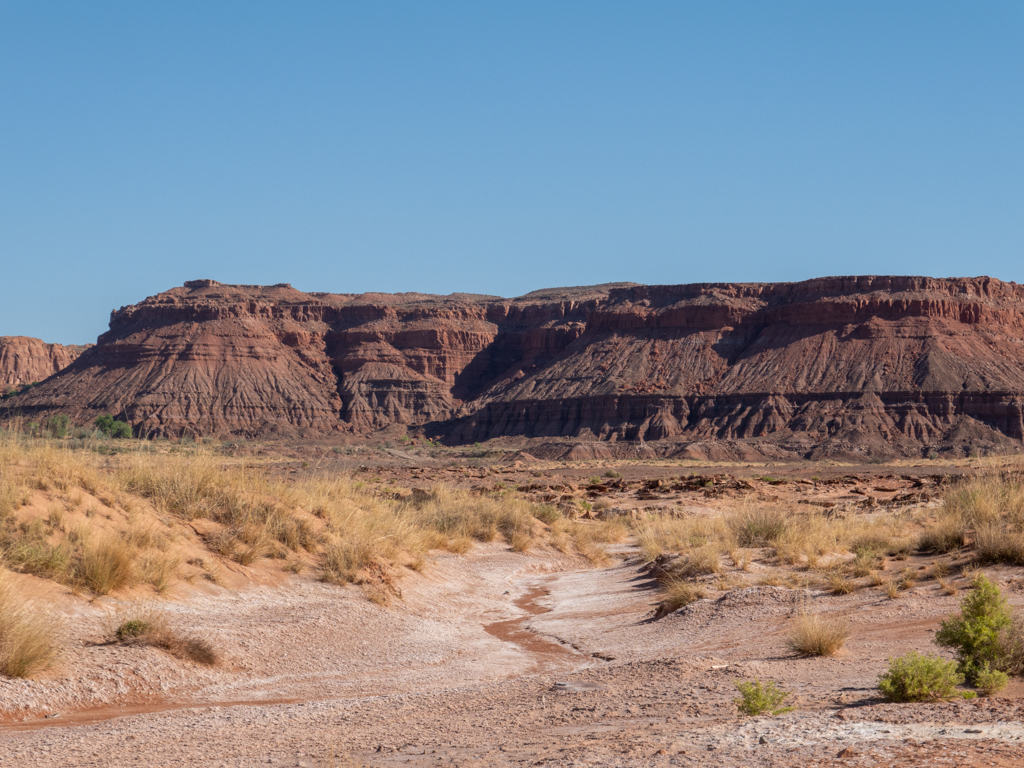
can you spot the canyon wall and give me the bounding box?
[7,276,1024,458]
[0,337,90,391]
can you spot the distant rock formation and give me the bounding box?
[8,276,1024,458]
[0,337,90,391]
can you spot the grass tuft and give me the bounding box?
[787,610,850,657]
[0,570,62,678]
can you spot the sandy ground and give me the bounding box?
[3,531,1024,767]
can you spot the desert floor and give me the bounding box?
[3,452,1024,767]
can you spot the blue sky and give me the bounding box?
[1,2,1022,344]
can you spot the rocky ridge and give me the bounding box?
[0,336,90,391]
[6,276,1024,458]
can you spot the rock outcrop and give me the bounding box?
[7,276,1024,458]
[0,337,90,391]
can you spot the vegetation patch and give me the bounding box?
[0,570,62,678]
[878,651,966,702]
[787,610,849,657]
[113,611,218,666]
[734,679,794,716]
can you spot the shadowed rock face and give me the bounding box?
[8,276,1024,457]
[0,337,90,390]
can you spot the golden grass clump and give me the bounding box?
[0,570,62,678]
[657,578,707,615]
[973,523,1024,566]
[674,544,722,577]
[787,610,850,657]
[80,534,136,595]
[944,474,1024,529]
[728,503,789,547]
[635,515,731,563]
[558,519,627,563]
[825,571,855,595]
[918,515,966,554]
[773,510,845,567]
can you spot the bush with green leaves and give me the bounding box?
[46,414,70,439]
[878,651,965,702]
[734,679,794,716]
[975,664,1009,696]
[95,414,132,439]
[935,575,1013,684]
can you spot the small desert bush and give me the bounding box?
[974,664,1009,696]
[787,610,850,657]
[95,414,132,439]
[113,609,217,666]
[734,679,794,716]
[0,570,61,678]
[878,651,965,702]
[935,574,1014,684]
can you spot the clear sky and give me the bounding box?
[2,2,1022,344]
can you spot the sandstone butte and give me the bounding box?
[5,276,1024,460]
[0,336,90,391]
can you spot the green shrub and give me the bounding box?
[734,679,794,716]
[46,414,70,439]
[878,651,965,702]
[975,664,1009,696]
[935,575,1013,684]
[95,415,132,439]
[115,619,150,641]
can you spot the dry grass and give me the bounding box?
[787,610,850,657]
[825,571,855,595]
[81,534,136,595]
[0,569,62,677]
[630,473,1024,603]
[974,523,1024,565]
[728,503,788,547]
[1,431,604,599]
[655,578,707,617]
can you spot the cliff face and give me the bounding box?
[0,337,90,391]
[9,276,1024,457]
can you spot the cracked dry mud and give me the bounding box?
[4,539,1024,767]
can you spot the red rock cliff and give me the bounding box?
[8,277,1024,457]
[0,337,90,390]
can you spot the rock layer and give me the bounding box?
[7,276,1024,457]
[0,337,90,391]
